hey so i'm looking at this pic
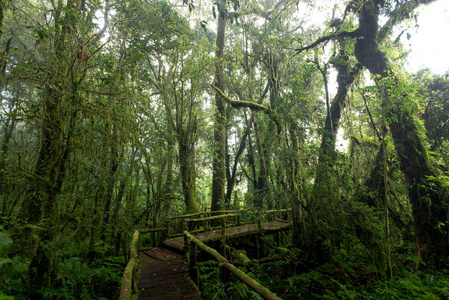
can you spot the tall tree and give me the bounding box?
[297,0,448,267]
[211,0,228,211]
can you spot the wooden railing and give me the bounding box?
[119,228,167,300]
[119,208,291,300]
[165,210,237,238]
[181,208,292,239]
[182,209,291,300]
[184,231,282,300]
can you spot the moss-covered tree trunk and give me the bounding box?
[354,0,448,267]
[162,126,175,215]
[286,120,303,244]
[314,44,362,198]
[179,129,198,214]
[15,0,90,297]
[101,128,120,239]
[211,0,227,211]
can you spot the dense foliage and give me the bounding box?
[0,0,448,298]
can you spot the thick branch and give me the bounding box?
[295,30,358,54]
[212,86,282,132]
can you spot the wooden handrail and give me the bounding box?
[184,231,282,300]
[120,209,291,299]
[185,213,237,223]
[119,230,140,300]
[138,227,167,234]
[168,210,237,220]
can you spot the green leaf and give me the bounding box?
[0,292,14,300]
[0,232,12,250]
[0,258,13,267]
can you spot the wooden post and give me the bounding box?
[275,232,280,247]
[220,263,231,288]
[205,220,210,232]
[190,244,199,288]
[255,234,260,259]
[166,217,171,238]
[257,219,263,259]
[221,217,226,257]
[184,223,191,282]
[184,220,189,256]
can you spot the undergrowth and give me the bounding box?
[197,240,449,300]
[0,228,124,300]
[198,260,263,300]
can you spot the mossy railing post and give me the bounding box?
[205,219,210,231]
[220,262,231,289]
[257,217,264,259]
[221,217,227,257]
[191,243,199,287]
[166,217,171,238]
[183,219,189,257]
[257,217,262,232]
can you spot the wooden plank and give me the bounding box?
[142,247,182,261]
[140,260,186,275]
[140,273,191,287]
[139,281,200,300]
[137,248,200,300]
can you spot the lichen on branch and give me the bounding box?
[211,85,282,133]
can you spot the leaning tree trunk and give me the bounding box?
[354,0,448,268]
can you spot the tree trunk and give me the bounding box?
[286,120,303,245]
[179,130,198,214]
[314,44,362,197]
[211,0,227,211]
[162,126,174,215]
[354,0,448,267]
[226,126,249,204]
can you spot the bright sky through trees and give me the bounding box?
[404,0,449,74]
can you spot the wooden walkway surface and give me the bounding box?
[137,247,200,300]
[136,221,290,299]
[164,221,291,251]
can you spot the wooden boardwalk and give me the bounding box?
[137,247,200,300]
[135,221,291,299]
[164,221,291,251]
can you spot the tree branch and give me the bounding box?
[378,0,438,41]
[212,85,282,133]
[295,30,358,55]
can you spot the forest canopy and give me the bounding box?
[0,0,449,298]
